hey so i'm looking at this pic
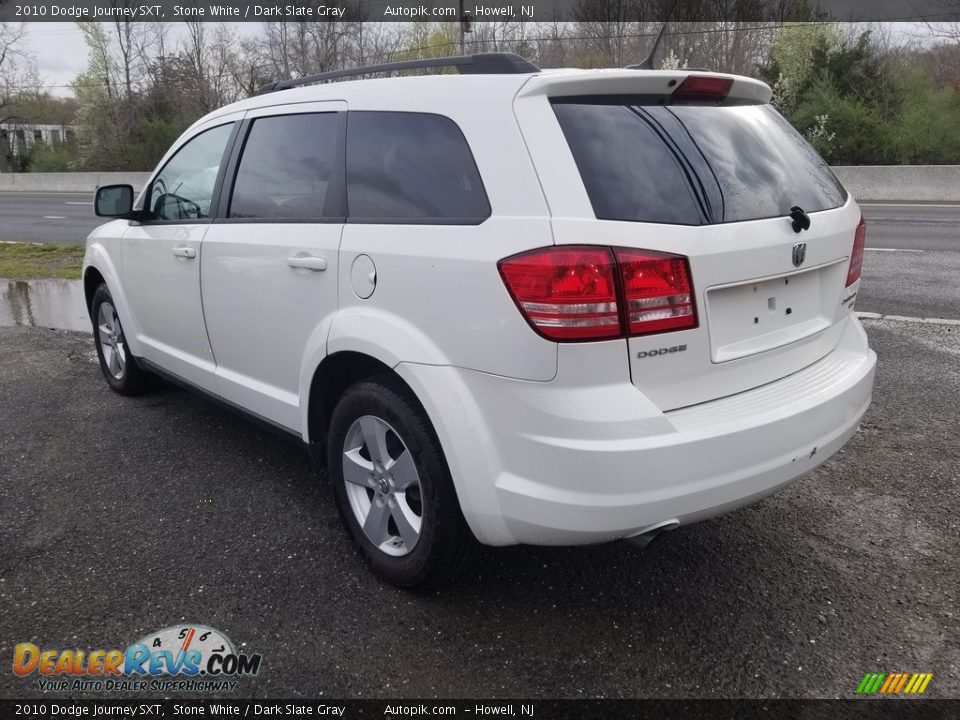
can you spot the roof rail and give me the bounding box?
[256,52,541,95]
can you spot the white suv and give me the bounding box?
[84,53,876,587]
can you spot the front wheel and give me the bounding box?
[91,284,153,396]
[328,375,475,588]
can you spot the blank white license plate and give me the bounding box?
[705,261,845,363]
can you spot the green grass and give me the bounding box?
[0,242,85,280]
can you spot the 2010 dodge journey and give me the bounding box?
[84,53,877,587]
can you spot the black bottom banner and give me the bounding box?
[3,699,958,720]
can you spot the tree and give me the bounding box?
[915,39,960,91]
[888,63,960,164]
[1,23,34,117]
[761,23,960,164]
[112,19,149,98]
[759,23,844,112]
[1,23,42,171]
[392,23,460,62]
[573,0,647,67]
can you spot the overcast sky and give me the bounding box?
[18,21,942,99]
[20,22,261,98]
[23,23,89,96]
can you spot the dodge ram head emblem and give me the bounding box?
[792,242,807,267]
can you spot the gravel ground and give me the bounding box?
[0,320,957,699]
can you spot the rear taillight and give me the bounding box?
[672,75,733,104]
[498,246,697,341]
[846,215,866,286]
[616,249,697,335]
[498,246,621,341]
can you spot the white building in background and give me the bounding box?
[0,122,76,158]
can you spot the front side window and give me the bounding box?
[346,112,490,222]
[148,123,234,222]
[229,113,340,220]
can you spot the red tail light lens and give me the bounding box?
[672,75,733,104]
[616,249,697,335]
[846,215,866,287]
[498,246,621,341]
[499,246,698,341]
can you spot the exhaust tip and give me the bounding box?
[624,519,681,550]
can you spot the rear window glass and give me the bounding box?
[346,111,490,223]
[553,99,847,225]
[552,103,704,225]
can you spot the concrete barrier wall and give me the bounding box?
[0,172,151,193]
[832,165,960,203]
[1,166,959,202]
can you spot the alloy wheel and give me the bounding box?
[342,415,424,557]
[97,301,127,380]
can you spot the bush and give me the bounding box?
[790,80,894,165]
[762,25,960,165]
[25,141,77,172]
[889,66,960,164]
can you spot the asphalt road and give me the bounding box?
[855,204,960,320]
[0,192,100,244]
[865,204,960,253]
[0,317,957,700]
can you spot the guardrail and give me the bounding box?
[831,166,960,203]
[0,172,151,193]
[1,167,959,202]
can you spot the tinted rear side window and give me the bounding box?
[553,99,847,225]
[553,103,704,225]
[346,112,490,223]
[229,113,339,220]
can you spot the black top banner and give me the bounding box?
[1,0,959,23]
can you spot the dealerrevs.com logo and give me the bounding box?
[13,624,262,693]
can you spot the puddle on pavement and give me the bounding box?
[0,279,91,332]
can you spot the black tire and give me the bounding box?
[91,283,153,396]
[328,374,476,588]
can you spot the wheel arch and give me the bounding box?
[82,244,145,357]
[306,351,402,457]
[83,266,106,320]
[305,349,506,545]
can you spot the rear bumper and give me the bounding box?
[398,317,876,546]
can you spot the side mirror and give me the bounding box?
[95,184,134,218]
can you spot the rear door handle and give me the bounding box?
[287,255,327,272]
[172,246,197,259]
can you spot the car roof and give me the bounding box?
[191,68,771,131]
[197,73,533,125]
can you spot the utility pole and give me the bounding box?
[459,0,472,55]
[358,0,364,66]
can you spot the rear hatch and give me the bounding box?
[514,70,864,410]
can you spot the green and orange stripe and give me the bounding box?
[857,672,933,695]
